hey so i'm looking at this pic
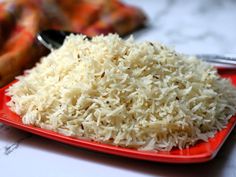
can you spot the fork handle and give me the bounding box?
[195,54,236,65]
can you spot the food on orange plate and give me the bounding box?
[0,0,146,87]
[6,34,236,151]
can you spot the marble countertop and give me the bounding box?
[1,0,236,177]
[129,0,236,55]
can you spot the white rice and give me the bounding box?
[6,34,236,151]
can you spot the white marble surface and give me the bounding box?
[1,0,236,177]
[127,0,236,55]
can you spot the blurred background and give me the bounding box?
[126,0,236,54]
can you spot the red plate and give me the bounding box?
[0,70,236,163]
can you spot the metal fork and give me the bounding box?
[195,54,236,66]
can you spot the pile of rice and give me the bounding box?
[6,34,236,151]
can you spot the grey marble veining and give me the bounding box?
[125,0,236,55]
[0,124,31,156]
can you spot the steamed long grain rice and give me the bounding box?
[6,34,236,151]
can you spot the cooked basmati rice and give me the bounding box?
[6,34,236,151]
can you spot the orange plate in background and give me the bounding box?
[0,70,236,163]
